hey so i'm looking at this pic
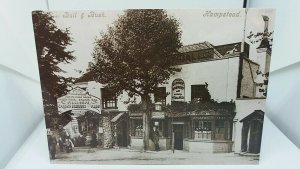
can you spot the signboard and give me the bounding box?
[152,112,165,119]
[98,127,104,133]
[172,78,185,102]
[57,87,101,114]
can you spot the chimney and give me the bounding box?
[262,15,269,36]
[86,62,93,72]
[256,15,272,76]
[257,15,271,51]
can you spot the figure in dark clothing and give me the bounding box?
[65,137,73,153]
[47,134,57,159]
[90,131,98,148]
[58,137,64,152]
[151,126,160,151]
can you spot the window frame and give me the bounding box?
[101,88,118,109]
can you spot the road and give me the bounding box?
[51,148,259,165]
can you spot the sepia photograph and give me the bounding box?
[32,8,275,165]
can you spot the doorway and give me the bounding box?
[173,124,184,150]
[248,120,263,154]
[116,120,129,147]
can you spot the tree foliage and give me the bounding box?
[92,9,182,97]
[247,20,273,97]
[247,30,273,50]
[91,9,182,150]
[32,11,75,115]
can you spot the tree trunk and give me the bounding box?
[142,95,151,151]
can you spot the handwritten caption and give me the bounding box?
[203,10,241,18]
[54,11,106,19]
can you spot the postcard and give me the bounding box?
[32,8,275,164]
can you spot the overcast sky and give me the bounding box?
[52,9,275,78]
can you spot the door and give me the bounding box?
[248,120,263,154]
[117,120,128,147]
[173,124,184,150]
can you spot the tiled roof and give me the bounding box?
[75,70,96,83]
[178,41,223,59]
[178,41,212,53]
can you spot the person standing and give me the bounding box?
[90,131,98,148]
[152,126,160,151]
[47,133,57,159]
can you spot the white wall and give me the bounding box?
[162,57,240,104]
[105,57,241,111]
[103,57,241,113]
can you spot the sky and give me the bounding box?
[52,9,275,78]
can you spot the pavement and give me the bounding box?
[51,147,259,165]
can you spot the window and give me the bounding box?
[154,87,166,105]
[215,120,225,140]
[191,85,210,102]
[133,120,143,137]
[101,88,117,109]
[193,120,212,140]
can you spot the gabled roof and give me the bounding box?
[240,110,264,123]
[75,70,96,83]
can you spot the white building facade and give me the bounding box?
[60,36,270,154]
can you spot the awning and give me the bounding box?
[111,112,125,123]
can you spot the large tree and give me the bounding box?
[32,11,75,127]
[92,9,182,150]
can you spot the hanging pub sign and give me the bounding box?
[57,87,101,114]
[172,78,185,102]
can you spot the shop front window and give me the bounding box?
[215,120,225,140]
[193,120,212,140]
[132,120,143,137]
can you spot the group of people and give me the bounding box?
[47,129,100,159]
[58,130,74,153]
[47,127,160,159]
[47,129,74,159]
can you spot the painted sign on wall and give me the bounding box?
[172,78,185,102]
[57,87,101,114]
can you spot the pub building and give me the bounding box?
[61,16,271,153]
[71,40,269,154]
[129,75,236,152]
